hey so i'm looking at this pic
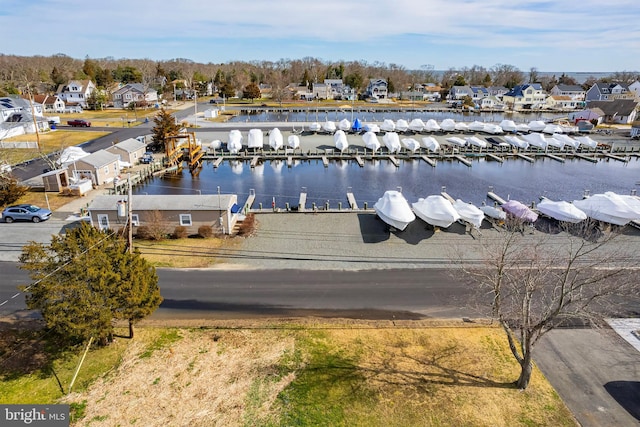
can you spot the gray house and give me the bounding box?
[585,99,639,124]
[87,194,239,235]
[68,149,120,185]
[106,138,147,165]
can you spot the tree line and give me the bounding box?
[1,54,638,102]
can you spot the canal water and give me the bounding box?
[134,157,640,210]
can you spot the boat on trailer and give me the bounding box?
[412,195,461,228]
[374,190,416,231]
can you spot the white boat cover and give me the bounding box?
[287,135,300,149]
[522,132,548,149]
[619,195,640,219]
[363,123,380,133]
[58,146,90,166]
[445,136,466,146]
[362,131,381,152]
[502,200,539,223]
[227,130,243,154]
[455,122,469,132]
[268,128,283,150]
[545,136,564,149]
[465,136,487,148]
[480,204,507,220]
[395,119,409,132]
[483,124,504,134]
[528,120,546,132]
[575,136,598,149]
[374,190,416,231]
[424,119,441,132]
[499,120,517,132]
[248,129,264,149]
[537,199,587,223]
[504,135,529,149]
[452,199,485,229]
[210,140,222,150]
[515,123,530,133]
[309,122,321,132]
[408,118,425,132]
[553,133,579,149]
[440,119,456,132]
[333,130,349,152]
[338,118,351,131]
[468,121,486,132]
[401,138,421,152]
[380,119,396,132]
[543,124,564,134]
[573,192,640,225]
[382,132,401,153]
[421,136,440,152]
[412,195,461,228]
[322,121,336,133]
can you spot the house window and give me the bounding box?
[104,166,109,174]
[179,214,192,226]
[97,214,109,230]
[131,214,140,226]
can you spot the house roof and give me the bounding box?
[504,84,544,97]
[586,99,639,116]
[76,149,120,168]
[550,95,572,101]
[555,84,584,92]
[87,194,235,211]
[111,138,146,153]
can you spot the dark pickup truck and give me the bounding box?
[67,119,91,127]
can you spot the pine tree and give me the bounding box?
[150,108,183,152]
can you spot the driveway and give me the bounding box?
[0,218,73,262]
[535,328,640,426]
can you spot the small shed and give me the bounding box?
[106,138,147,164]
[204,108,219,118]
[41,169,69,192]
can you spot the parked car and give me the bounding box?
[140,152,154,164]
[2,204,52,223]
[67,119,91,127]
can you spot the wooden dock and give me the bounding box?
[604,153,628,162]
[574,153,598,163]
[387,155,399,167]
[243,191,256,212]
[487,191,507,205]
[545,153,565,163]
[321,156,329,167]
[516,153,535,163]
[440,192,455,204]
[287,155,293,167]
[454,155,472,167]
[420,155,436,167]
[250,156,260,168]
[486,153,504,163]
[354,155,364,167]
[346,192,358,209]
[212,157,224,168]
[298,191,307,211]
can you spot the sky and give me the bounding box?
[1,0,639,72]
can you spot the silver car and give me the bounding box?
[2,204,52,223]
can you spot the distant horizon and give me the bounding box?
[2,1,639,72]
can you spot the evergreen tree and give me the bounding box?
[150,108,183,152]
[0,175,29,206]
[242,83,262,101]
[19,223,162,347]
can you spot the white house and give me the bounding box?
[56,79,96,108]
[112,83,159,108]
[502,84,547,110]
[550,84,586,102]
[586,99,639,124]
[366,79,388,99]
[545,95,581,110]
[629,81,640,101]
[31,95,65,113]
[312,83,331,100]
[0,96,48,139]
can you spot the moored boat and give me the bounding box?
[480,204,507,221]
[536,199,587,223]
[572,192,640,226]
[452,199,485,229]
[501,200,539,223]
[412,195,461,228]
[362,131,381,153]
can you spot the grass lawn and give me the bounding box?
[134,237,241,268]
[0,321,576,426]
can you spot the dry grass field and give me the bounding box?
[1,320,577,426]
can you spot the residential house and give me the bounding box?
[487,86,510,98]
[324,79,356,100]
[87,194,239,235]
[502,84,547,110]
[259,84,272,98]
[585,99,639,124]
[112,84,159,108]
[479,96,503,110]
[312,83,331,100]
[447,86,489,105]
[422,83,442,101]
[585,82,633,102]
[550,84,586,103]
[545,95,581,110]
[67,149,120,185]
[0,96,48,139]
[629,81,640,101]
[106,138,147,165]
[31,95,65,113]
[366,79,388,99]
[287,84,313,101]
[568,108,604,125]
[56,79,96,108]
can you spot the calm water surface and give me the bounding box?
[134,157,640,209]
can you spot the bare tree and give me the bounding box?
[457,219,638,389]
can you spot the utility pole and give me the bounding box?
[127,174,133,254]
[25,83,42,152]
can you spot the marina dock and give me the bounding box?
[545,153,565,163]
[346,191,358,209]
[516,153,535,163]
[454,155,472,167]
[487,191,507,205]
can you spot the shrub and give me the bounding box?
[237,213,257,236]
[173,226,188,239]
[198,225,213,238]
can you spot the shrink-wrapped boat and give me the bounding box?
[374,190,416,231]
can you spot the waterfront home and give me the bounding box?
[550,84,586,102]
[447,86,489,103]
[545,95,581,111]
[366,79,388,100]
[585,99,639,124]
[106,138,147,165]
[502,84,547,110]
[585,82,634,102]
[87,194,239,235]
[629,81,640,101]
[67,149,120,185]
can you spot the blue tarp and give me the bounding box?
[352,118,362,131]
[230,203,241,213]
